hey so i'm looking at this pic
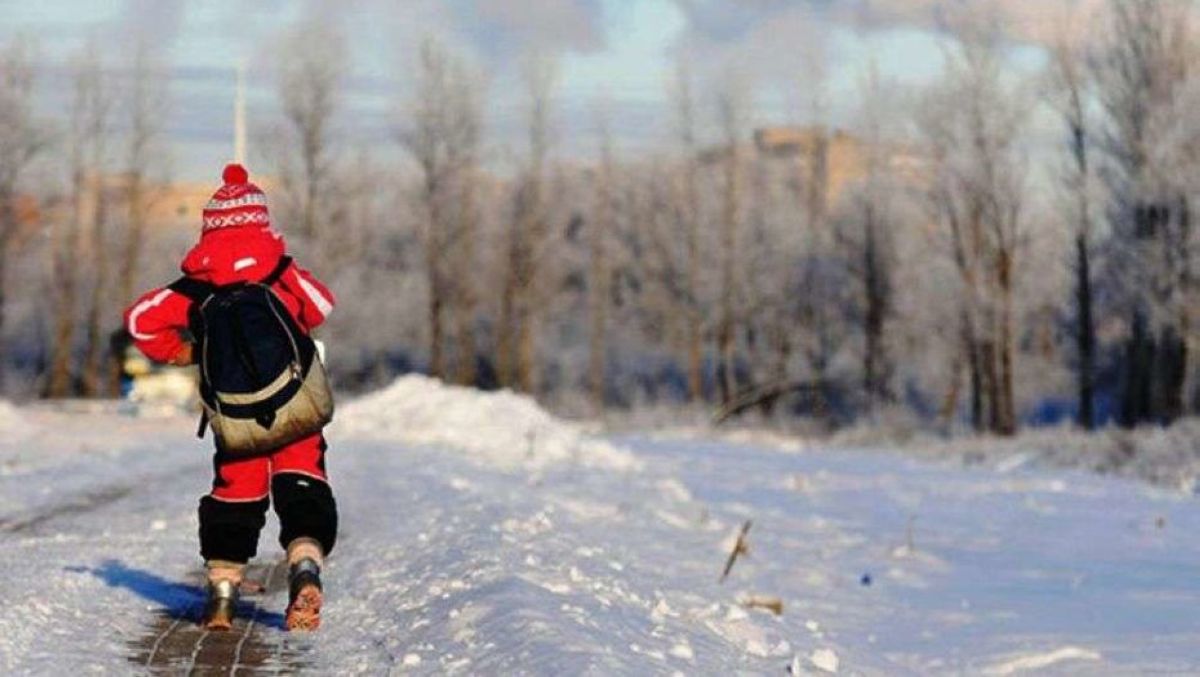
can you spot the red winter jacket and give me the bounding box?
[124,227,335,364]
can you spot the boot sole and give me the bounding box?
[203,616,235,631]
[286,583,322,632]
[201,597,238,631]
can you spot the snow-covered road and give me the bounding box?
[1,392,1198,675]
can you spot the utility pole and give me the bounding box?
[234,61,246,164]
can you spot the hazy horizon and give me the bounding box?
[0,0,1078,181]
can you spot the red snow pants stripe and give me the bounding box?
[210,433,329,501]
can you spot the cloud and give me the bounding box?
[852,0,1107,45]
[672,0,804,42]
[118,0,186,54]
[456,0,607,57]
[660,0,1113,136]
[671,0,1109,48]
[665,0,1110,105]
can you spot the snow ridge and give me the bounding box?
[335,375,641,473]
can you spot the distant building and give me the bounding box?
[7,193,42,248]
[57,172,280,238]
[753,126,844,157]
[699,126,927,209]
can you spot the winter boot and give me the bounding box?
[285,538,324,631]
[200,561,244,631]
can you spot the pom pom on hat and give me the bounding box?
[222,163,249,185]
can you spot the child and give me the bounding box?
[124,164,338,631]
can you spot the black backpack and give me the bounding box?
[170,257,334,455]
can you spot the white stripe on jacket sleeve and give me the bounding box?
[294,272,334,318]
[127,289,174,340]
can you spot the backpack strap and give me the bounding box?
[197,409,209,439]
[168,276,216,303]
[261,256,293,286]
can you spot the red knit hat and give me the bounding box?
[202,164,270,232]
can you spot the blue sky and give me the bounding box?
[0,0,1063,181]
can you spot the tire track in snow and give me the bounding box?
[0,463,201,536]
[0,485,133,534]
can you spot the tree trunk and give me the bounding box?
[427,276,444,378]
[717,304,735,405]
[683,167,703,403]
[718,161,739,406]
[0,186,12,387]
[963,313,984,433]
[303,147,319,241]
[1155,326,1186,423]
[516,305,536,394]
[1120,309,1154,427]
[47,265,80,400]
[587,216,608,412]
[1067,110,1097,431]
[686,313,703,402]
[496,295,515,388]
[451,173,479,387]
[995,250,1017,436]
[81,179,109,396]
[979,338,999,432]
[452,301,476,386]
[862,209,889,406]
[451,212,478,387]
[118,173,144,308]
[496,225,520,388]
[47,169,87,398]
[939,343,964,428]
[997,297,1017,436]
[1075,232,1097,429]
[112,170,146,397]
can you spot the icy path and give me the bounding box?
[1,405,1198,675]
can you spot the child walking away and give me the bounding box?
[124,164,338,632]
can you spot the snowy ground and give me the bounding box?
[1,382,1198,675]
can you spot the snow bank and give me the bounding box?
[651,415,1200,493]
[821,421,1200,494]
[925,421,1200,493]
[838,420,1200,493]
[335,375,641,472]
[0,400,33,439]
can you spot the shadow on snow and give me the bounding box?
[68,559,287,629]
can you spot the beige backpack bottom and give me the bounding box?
[203,358,334,456]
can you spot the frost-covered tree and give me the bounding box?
[116,41,168,312]
[835,65,900,409]
[402,38,484,383]
[277,16,346,245]
[1092,0,1198,425]
[1048,30,1101,429]
[48,42,113,399]
[645,58,707,403]
[713,76,747,405]
[587,100,616,412]
[918,18,1030,435]
[0,39,46,387]
[497,55,558,394]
